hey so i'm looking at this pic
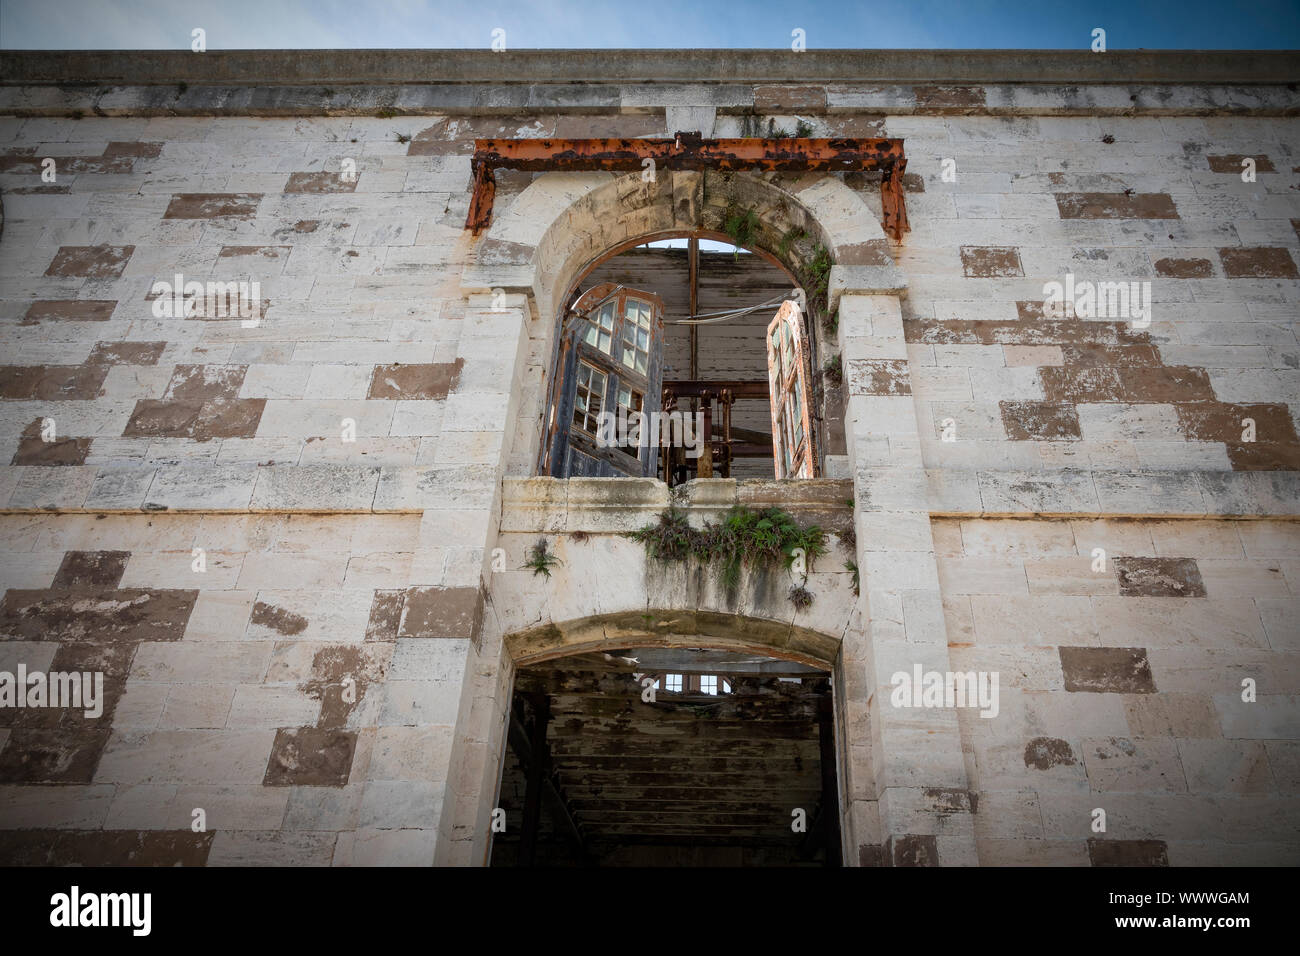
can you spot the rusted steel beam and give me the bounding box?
[466,133,910,240]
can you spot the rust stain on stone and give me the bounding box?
[914,85,986,110]
[11,419,91,466]
[0,364,108,401]
[364,589,405,642]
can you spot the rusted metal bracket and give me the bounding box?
[466,132,910,240]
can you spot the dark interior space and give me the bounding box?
[489,647,841,867]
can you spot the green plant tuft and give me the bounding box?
[845,560,860,596]
[794,120,815,137]
[722,204,760,257]
[523,538,562,578]
[821,353,843,386]
[626,506,828,592]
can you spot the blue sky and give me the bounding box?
[2,0,1298,48]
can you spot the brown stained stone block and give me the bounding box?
[191,398,266,440]
[365,589,405,642]
[1054,193,1179,220]
[52,830,214,866]
[104,141,164,158]
[87,341,166,366]
[1087,838,1169,867]
[554,114,666,138]
[753,85,829,112]
[960,245,1023,278]
[163,193,262,219]
[284,171,357,194]
[408,115,558,156]
[251,600,309,636]
[836,240,894,267]
[11,418,92,465]
[1206,154,1275,173]
[0,831,62,866]
[1039,367,1124,402]
[1113,366,1215,403]
[1059,343,1161,367]
[1176,402,1299,444]
[368,359,464,400]
[306,645,387,731]
[0,727,112,783]
[22,300,117,324]
[0,364,108,401]
[44,245,134,278]
[1293,219,1300,242]
[218,245,292,260]
[1024,737,1078,770]
[1060,646,1157,694]
[0,589,198,642]
[914,85,986,110]
[846,359,911,396]
[1218,246,1299,279]
[1224,441,1300,471]
[906,318,1143,347]
[293,219,320,233]
[11,641,136,730]
[263,727,358,787]
[1114,557,1207,597]
[163,364,248,402]
[1153,257,1214,278]
[1016,299,1075,321]
[889,833,939,866]
[857,844,885,867]
[54,550,130,589]
[822,114,887,138]
[11,184,71,195]
[399,585,484,639]
[122,399,204,438]
[1000,401,1082,440]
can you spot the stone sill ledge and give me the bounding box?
[0,465,1294,520]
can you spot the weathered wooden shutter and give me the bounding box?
[765,300,817,479]
[544,283,664,479]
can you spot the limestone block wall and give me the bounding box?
[936,517,1298,865]
[0,50,1296,865]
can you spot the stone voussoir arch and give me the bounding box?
[471,167,900,321]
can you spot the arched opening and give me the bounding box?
[488,616,843,868]
[538,224,830,483]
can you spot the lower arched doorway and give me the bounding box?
[487,614,845,867]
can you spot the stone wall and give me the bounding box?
[0,49,1296,865]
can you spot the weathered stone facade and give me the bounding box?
[0,49,1296,866]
